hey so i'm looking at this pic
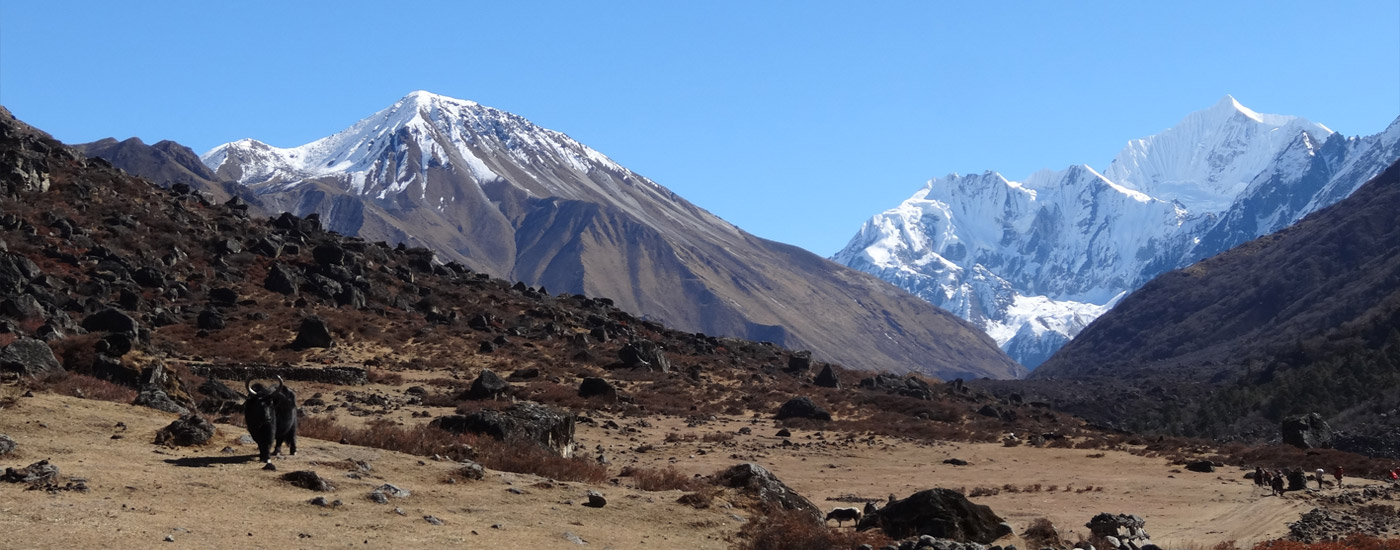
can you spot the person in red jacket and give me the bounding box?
[1333,466,1344,488]
[1390,469,1398,482]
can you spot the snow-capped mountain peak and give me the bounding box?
[835,96,1397,369]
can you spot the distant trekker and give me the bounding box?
[1333,466,1344,488]
[1316,468,1325,489]
[1271,472,1285,496]
[1390,469,1398,483]
[1255,467,1265,489]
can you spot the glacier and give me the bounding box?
[833,96,1400,369]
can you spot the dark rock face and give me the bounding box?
[197,309,225,330]
[857,489,1012,543]
[430,402,576,457]
[713,463,822,523]
[618,340,670,372]
[187,364,367,386]
[1185,460,1215,473]
[0,434,15,457]
[0,338,63,377]
[813,364,840,388]
[282,470,335,492]
[1282,413,1333,449]
[577,377,617,401]
[462,369,510,400]
[154,413,216,447]
[775,396,831,421]
[1,459,59,485]
[290,316,333,349]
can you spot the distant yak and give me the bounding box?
[244,376,298,463]
[825,507,862,527]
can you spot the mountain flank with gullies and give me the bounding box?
[1003,158,1400,452]
[80,91,1025,380]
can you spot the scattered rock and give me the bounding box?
[376,483,410,498]
[282,470,335,492]
[1,459,59,484]
[153,413,216,447]
[424,515,444,526]
[584,490,607,508]
[1086,513,1151,545]
[775,396,832,421]
[133,388,191,416]
[456,461,485,481]
[81,308,138,335]
[1184,460,1215,473]
[787,351,812,373]
[0,434,14,457]
[942,458,969,466]
[563,531,588,545]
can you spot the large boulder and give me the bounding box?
[81,308,138,335]
[0,338,63,377]
[775,396,831,421]
[713,463,822,523]
[264,263,300,295]
[0,434,15,457]
[1086,513,1151,545]
[577,377,617,401]
[1282,413,1333,449]
[813,364,840,388]
[787,351,812,374]
[857,489,1012,543]
[461,369,510,400]
[153,413,216,447]
[618,340,670,372]
[430,402,576,457]
[290,316,334,349]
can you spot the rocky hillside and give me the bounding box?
[1026,158,1400,445]
[80,92,1024,380]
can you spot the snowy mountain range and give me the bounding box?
[832,96,1400,368]
[196,91,1025,379]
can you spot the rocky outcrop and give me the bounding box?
[713,463,821,523]
[154,414,216,447]
[0,338,62,377]
[857,489,1011,543]
[1282,413,1334,449]
[430,402,576,457]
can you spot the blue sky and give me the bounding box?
[2,1,1397,256]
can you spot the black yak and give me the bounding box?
[244,376,298,463]
[825,507,861,527]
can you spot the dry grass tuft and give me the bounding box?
[622,465,704,492]
[39,373,137,403]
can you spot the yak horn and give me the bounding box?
[275,375,285,391]
[245,380,259,396]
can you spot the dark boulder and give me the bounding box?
[618,340,670,372]
[282,470,336,492]
[787,351,812,374]
[857,489,1012,543]
[1282,413,1333,449]
[584,490,607,508]
[0,294,44,320]
[81,308,138,335]
[196,309,225,330]
[461,369,511,400]
[713,463,822,523]
[775,396,831,421]
[509,368,540,380]
[1,459,59,485]
[0,338,63,377]
[154,413,216,447]
[430,402,576,457]
[0,434,14,457]
[1086,513,1150,543]
[100,332,133,357]
[312,243,345,266]
[1185,460,1215,473]
[290,316,333,349]
[264,263,299,295]
[578,377,617,401]
[813,364,840,388]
